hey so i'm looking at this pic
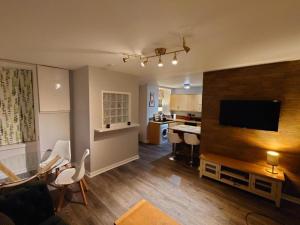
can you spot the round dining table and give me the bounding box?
[0,152,61,188]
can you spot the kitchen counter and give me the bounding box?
[168,118,201,125]
[149,120,175,125]
[169,124,201,135]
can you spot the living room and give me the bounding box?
[0,1,300,225]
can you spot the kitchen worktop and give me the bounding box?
[169,124,201,135]
[172,118,201,125]
[149,120,175,125]
[149,119,201,125]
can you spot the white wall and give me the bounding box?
[88,67,139,174]
[38,113,70,156]
[71,66,139,176]
[70,66,91,168]
[37,66,71,160]
[139,83,159,143]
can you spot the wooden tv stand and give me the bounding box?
[199,153,285,207]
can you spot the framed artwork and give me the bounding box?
[149,91,155,107]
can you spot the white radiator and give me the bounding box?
[0,143,38,179]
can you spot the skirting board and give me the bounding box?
[282,193,300,205]
[86,154,139,178]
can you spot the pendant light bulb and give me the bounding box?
[172,53,178,65]
[140,58,148,67]
[158,56,163,67]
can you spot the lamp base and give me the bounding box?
[266,166,278,174]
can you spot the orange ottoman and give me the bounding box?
[114,199,181,225]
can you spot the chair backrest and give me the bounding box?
[184,133,200,146]
[72,149,90,182]
[52,140,71,161]
[168,132,182,144]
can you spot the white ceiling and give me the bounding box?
[1,0,300,87]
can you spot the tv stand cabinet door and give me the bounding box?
[250,174,281,206]
[201,160,220,180]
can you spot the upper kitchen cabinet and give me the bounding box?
[170,94,189,111]
[170,94,202,112]
[37,66,70,112]
[191,94,202,112]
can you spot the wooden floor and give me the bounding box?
[57,143,300,225]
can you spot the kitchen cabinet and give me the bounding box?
[170,94,202,112]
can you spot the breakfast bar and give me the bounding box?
[168,124,201,135]
[168,125,201,166]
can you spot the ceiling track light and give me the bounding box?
[172,52,178,65]
[158,56,163,67]
[183,37,190,53]
[122,37,190,67]
[140,57,148,67]
[122,57,129,63]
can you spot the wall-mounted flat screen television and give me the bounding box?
[219,100,281,131]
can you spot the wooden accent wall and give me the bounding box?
[201,60,300,196]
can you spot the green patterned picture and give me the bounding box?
[0,67,36,146]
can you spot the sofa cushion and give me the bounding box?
[0,212,15,225]
[39,215,68,225]
[0,181,55,225]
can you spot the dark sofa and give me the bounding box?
[0,181,67,225]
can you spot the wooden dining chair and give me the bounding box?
[54,149,90,211]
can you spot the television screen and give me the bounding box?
[219,100,281,131]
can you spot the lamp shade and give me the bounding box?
[267,151,279,166]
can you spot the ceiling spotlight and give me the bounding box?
[183,37,190,53]
[123,56,129,63]
[158,56,163,67]
[172,53,178,65]
[184,83,190,89]
[140,58,148,67]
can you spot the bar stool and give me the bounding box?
[184,133,200,166]
[168,132,182,160]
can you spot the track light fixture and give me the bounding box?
[158,56,163,67]
[140,57,148,67]
[172,53,178,65]
[122,56,129,63]
[122,37,190,67]
[183,37,190,53]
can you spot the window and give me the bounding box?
[102,91,130,127]
[0,66,36,146]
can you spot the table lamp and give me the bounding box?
[266,151,279,174]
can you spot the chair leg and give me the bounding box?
[79,180,88,206]
[57,187,66,212]
[55,168,60,177]
[190,145,194,167]
[82,177,89,192]
[169,143,176,161]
